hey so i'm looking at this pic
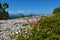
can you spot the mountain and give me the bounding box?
[9,13,41,18]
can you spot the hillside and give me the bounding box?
[0,16,40,40]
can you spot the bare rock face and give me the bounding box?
[0,16,40,40]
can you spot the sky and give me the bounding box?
[0,0,60,15]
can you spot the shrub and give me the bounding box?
[9,7,60,40]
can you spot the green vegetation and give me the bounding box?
[9,7,60,40]
[53,7,60,14]
[0,2,9,20]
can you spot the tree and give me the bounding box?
[53,7,60,15]
[3,2,9,9]
[0,2,9,20]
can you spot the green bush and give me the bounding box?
[52,7,60,16]
[9,15,60,40]
[9,7,60,40]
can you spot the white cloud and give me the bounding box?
[17,10,26,13]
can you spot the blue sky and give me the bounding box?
[0,0,60,15]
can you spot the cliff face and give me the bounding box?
[0,16,40,40]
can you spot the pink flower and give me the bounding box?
[19,19,29,25]
[28,18,37,24]
[29,19,33,23]
[24,19,28,22]
[33,18,38,21]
